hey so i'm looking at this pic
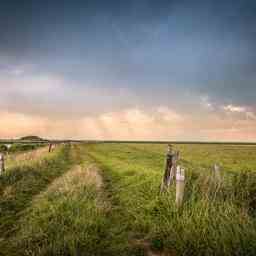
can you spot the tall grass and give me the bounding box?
[9,144,152,256]
[1,143,256,255]
[1,145,131,256]
[5,145,50,170]
[11,164,109,256]
[85,143,256,256]
[0,145,73,255]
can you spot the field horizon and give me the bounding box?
[1,137,256,145]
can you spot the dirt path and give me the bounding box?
[0,145,73,253]
[82,159,154,255]
[84,146,173,256]
[1,144,169,255]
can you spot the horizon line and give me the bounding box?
[1,138,256,145]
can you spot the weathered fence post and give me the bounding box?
[0,153,5,174]
[176,166,185,207]
[167,150,179,186]
[161,145,179,192]
[49,143,52,153]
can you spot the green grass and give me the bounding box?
[84,143,256,256]
[1,143,256,255]
[0,144,74,255]
[10,153,109,255]
[7,145,144,256]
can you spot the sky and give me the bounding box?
[0,0,256,141]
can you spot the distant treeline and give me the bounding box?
[0,143,43,153]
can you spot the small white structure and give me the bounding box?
[176,166,185,207]
[213,163,221,182]
[5,144,12,150]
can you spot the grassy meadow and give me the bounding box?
[0,142,256,255]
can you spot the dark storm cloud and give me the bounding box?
[1,0,255,102]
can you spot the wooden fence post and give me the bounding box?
[49,143,52,153]
[0,153,5,174]
[161,145,179,192]
[167,150,179,186]
[176,166,185,207]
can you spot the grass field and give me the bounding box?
[0,143,256,255]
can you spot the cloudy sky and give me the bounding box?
[0,0,256,141]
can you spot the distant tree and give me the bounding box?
[19,136,47,141]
